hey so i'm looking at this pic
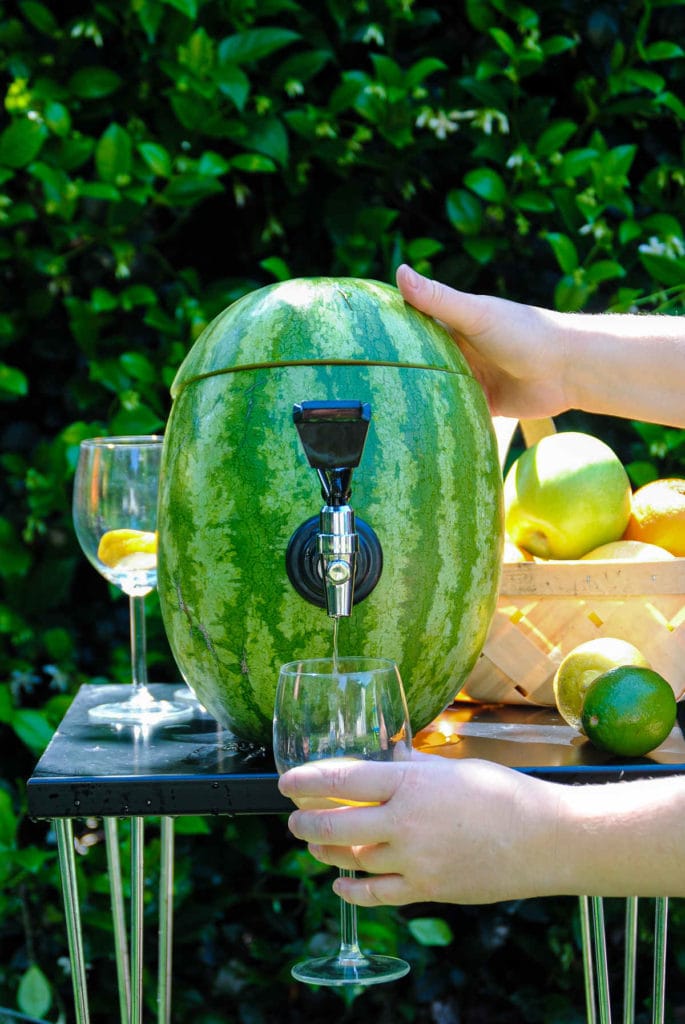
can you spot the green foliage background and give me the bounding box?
[2,0,685,1020]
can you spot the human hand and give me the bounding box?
[279,755,563,906]
[396,264,571,420]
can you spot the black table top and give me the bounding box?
[26,684,685,819]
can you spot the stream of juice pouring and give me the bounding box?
[329,617,379,808]
[332,616,340,671]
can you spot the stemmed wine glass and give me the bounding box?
[273,656,412,986]
[73,435,191,725]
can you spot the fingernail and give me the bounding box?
[400,264,421,290]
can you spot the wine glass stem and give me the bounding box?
[129,595,149,692]
[338,869,364,961]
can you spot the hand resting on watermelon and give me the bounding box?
[279,269,685,904]
[396,263,685,429]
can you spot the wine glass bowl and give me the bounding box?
[73,435,191,725]
[273,656,412,986]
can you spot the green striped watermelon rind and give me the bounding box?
[158,279,503,745]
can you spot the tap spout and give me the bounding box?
[318,504,358,618]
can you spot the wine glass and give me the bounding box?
[73,435,191,725]
[273,656,412,987]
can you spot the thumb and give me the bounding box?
[395,263,486,339]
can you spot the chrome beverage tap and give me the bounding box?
[286,400,383,618]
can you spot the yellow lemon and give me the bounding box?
[553,637,650,732]
[97,528,157,569]
[581,539,674,561]
[582,665,677,757]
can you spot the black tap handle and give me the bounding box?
[293,401,371,471]
[293,401,371,505]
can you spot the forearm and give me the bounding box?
[560,312,685,428]
[553,775,685,897]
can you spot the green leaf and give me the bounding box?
[464,167,507,203]
[642,41,685,60]
[161,174,225,205]
[218,27,300,65]
[660,91,685,119]
[197,151,230,176]
[638,252,685,287]
[464,237,497,264]
[541,35,577,56]
[138,142,172,178]
[242,117,289,167]
[554,273,589,311]
[535,119,577,157]
[489,27,517,57]
[0,119,47,168]
[43,100,71,136]
[0,786,18,846]
[230,153,277,173]
[0,517,30,576]
[446,188,483,235]
[215,63,251,111]
[110,404,165,434]
[554,147,600,180]
[19,1,58,34]
[544,232,579,273]
[77,181,121,200]
[96,123,133,184]
[260,256,291,280]
[69,66,123,99]
[405,57,448,89]
[513,190,555,212]
[12,709,55,755]
[0,362,28,396]
[585,259,626,284]
[160,0,198,16]
[408,917,453,947]
[120,351,157,382]
[18,964,52,1020]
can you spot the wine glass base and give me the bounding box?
[291,953,410,987]
[88,696,194,726]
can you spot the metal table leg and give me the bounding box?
[580,896,598,1024]
[105,819,131,1024]
[130,817,145,1024]
[591,897,613,1024]
[54,818,91,1024]
[157,817,175,1024]
[652,898,669,1024]
[623,897,638,1024]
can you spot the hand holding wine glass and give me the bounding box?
[273,656,412,986]
[73,435,191,725]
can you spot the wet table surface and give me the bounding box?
[27,683,685,819]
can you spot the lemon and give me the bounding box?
[581,665,677,757]
[553,637,650,732]
[97,528,157,569]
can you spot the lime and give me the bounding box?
[581,665,677,757]
[553,638,650,732]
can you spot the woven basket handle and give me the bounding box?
[492,416,556,469]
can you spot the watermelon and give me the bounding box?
[157,278,503,745]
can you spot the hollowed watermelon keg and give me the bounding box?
[157,278,503,744]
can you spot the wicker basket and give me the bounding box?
[460,417,685,706]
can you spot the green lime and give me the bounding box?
[553,638,650,732]
[581,665,677,757]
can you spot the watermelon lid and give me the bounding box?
[171,277,474,398]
